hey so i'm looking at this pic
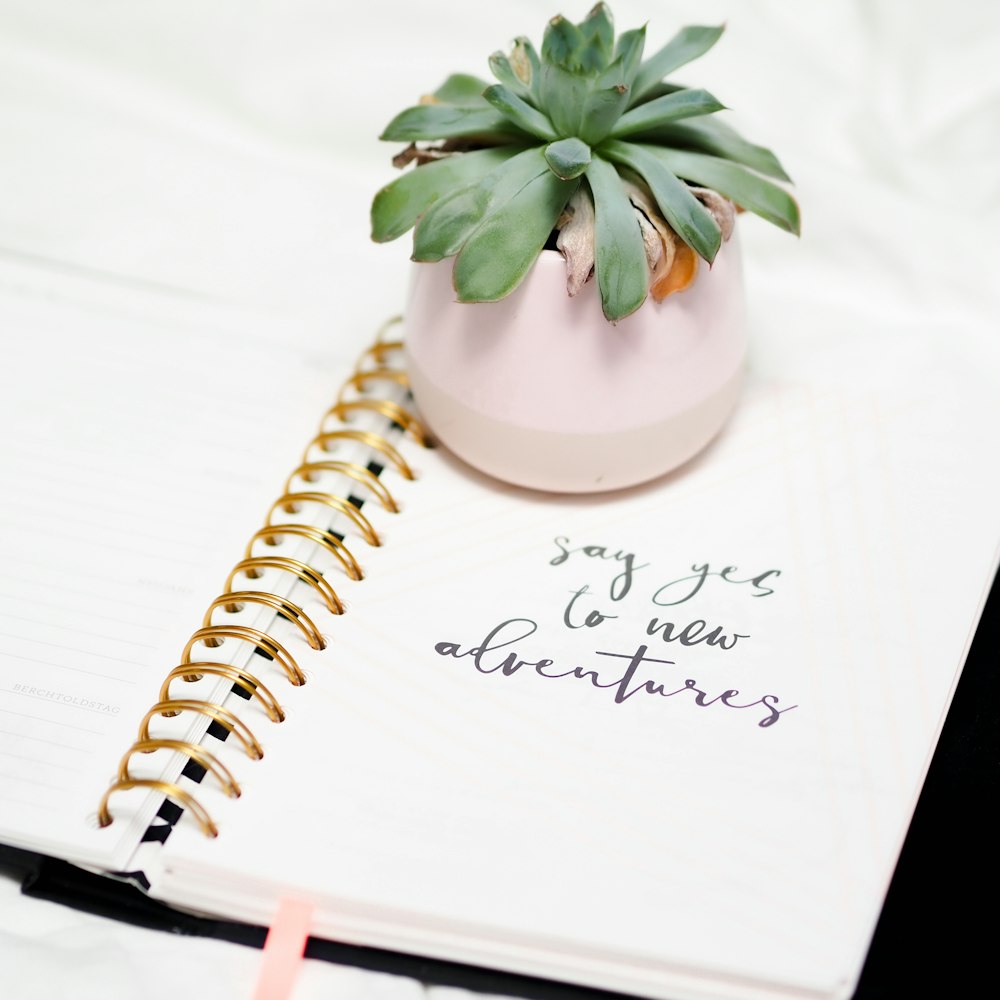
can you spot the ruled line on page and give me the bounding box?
[0,792,60,813]
[0,500,221,551]
[2,455,225,520]
[0,614,160,650]
[0,707,102,735]
[0,771,69,792]
[0,592,170,630]
[0,652,137,693]
[0,487,215,534]
[0,749,83,772]
[0,561,175,613]
[0,728,93,753]
[0,522,206,568]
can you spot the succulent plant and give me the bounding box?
[371,3,799,323]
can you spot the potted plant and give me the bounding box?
[371,3,798,492]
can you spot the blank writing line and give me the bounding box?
[0,749,82,772]
[0,502,214,551]
[0,706,102,735]
[0,492,218,537]
[0,770,65,791]
[0,613,160,650]
[4,521,204,569]
[0,558,169,612]
[0,636,142,674]
[1,457,220,519]
[0,589,169,631]
[0,791,60,813]
[0,727,91,752]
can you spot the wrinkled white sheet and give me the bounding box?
[1,1,998,997]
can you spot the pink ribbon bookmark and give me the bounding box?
[253,898,314,1000]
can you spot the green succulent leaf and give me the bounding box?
[581,4,615,52]
[510,36,542,102]
[488,52,534,103]
[412,184,491,261]
[644,117,792,181]
[630,25,725,106]
[371,146,519,243]
[411,147,546,260]
[544,137,592,180]
[453,167,580,302]
[612,26,646,87]
[429,74,491,106]
[542,15,585,71]
[540,62,593,136]
[634,80,688,102]
[577,3,615,73]
[483,84,558,140]
[595,52,627,90]
[611,88,725,138]
[579,81,631,145]
[380,103,529,143]
[585,154,648,322]
[601,139,721,262]
[642,146,801,235]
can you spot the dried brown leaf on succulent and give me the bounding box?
[635,210,663,274]
[392,139,487,168]
[623,179,675,288]
[392,144,452,168]
[509,40,534,87]
[556,188,596,296]
[690,186,735,241]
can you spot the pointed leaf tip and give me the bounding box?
[483,84,557,140]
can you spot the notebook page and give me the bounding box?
[153,331,1000,1000]
[0,259,344,869]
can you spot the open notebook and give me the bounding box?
[1,254,998,1000]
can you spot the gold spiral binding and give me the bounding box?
[225,556,345,615]
[98,780,219,838]
[266,491,381,547]
[117,739,242,799]
[323,400,430,447]
[182,626,305,686]
[353,315,405,374]
[203,591,326,650]
[140,700,264,760]
[284,461,400,513]
[306,429,415,480]
[354,340,410,376]
[353,344,407,375]
[338,369,410,401]
[247,523,364,582]
[160,663,286,723]
[98,329,429,837]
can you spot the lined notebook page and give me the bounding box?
[0,259,343,869]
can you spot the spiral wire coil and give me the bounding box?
[97,320,425,838]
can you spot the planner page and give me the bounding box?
[152,319,999,1000]
[0,257,347,869]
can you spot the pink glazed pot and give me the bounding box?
[404,235,746,493]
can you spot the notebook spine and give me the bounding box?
[97,320,427,838]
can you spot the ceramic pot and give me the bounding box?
[404,233,746,493]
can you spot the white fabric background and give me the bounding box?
[1,1,998,997]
